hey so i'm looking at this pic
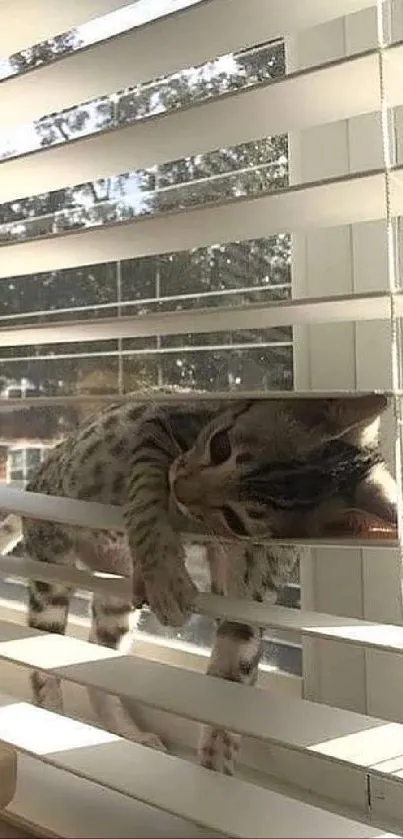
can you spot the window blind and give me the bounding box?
[0,0,403,836]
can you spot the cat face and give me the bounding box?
[169,394,398,541]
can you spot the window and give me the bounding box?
[6,446,46,486]
[1,378,38,399]
[0,14,300,672]
[1,1,403,835]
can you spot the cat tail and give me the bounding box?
[0,514,23,554]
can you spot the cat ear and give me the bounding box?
[321,463,398,538]
[293,394,388,443]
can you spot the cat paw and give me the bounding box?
[144,563,197,627]
[198,726,240,775]
[138,731,167,752]
[112,716,167,752]
[132,565,147,609]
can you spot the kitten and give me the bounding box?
[0,392,397,774]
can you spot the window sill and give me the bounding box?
[0,597,301,752]
[0,598,304,838]
[0,601,394,838]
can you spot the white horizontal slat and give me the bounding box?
[5,619,403,812]
[4,549,403,660]
[8,754,224,839]
[0,486,123,532]
[0,485,398,550]
[1,167,401,279]
[198,595,403,658]
[0,389,399,412]
[0,553,129,598]
[5,42,403,205]
[3,547,403,661]
[0,340,293,364]
[0,0,377,130]
[0,693,393,839]
[0,0,135,56]
[1,45,397,204]
[0,292,398,346]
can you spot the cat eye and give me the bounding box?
[209,429,231,465]
[222,506,249,537]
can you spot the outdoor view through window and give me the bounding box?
[0,0,300,674]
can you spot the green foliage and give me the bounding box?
[0,33,292,397]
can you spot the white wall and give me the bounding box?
[288,3,403,717]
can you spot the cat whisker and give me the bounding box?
[162,417,183,456]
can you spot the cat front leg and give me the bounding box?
[89,590,166,752]
[199,620,263,775]
[199,544,267,775]
[125,460,197,627]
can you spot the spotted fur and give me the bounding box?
[0,391,397,774]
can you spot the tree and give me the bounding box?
[0,35,291,400]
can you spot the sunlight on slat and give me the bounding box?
[0,693,396,839]
[309,723,403,765]
[0,619,401,770]
[369,755,403,774]
[0,700,117,755]
[306,624,403,648]
[0,630,120,669]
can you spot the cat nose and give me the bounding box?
[173,473,200,505]
[173,475,189,504]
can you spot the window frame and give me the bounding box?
[6,444,48,487]
[0,4,400,836]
